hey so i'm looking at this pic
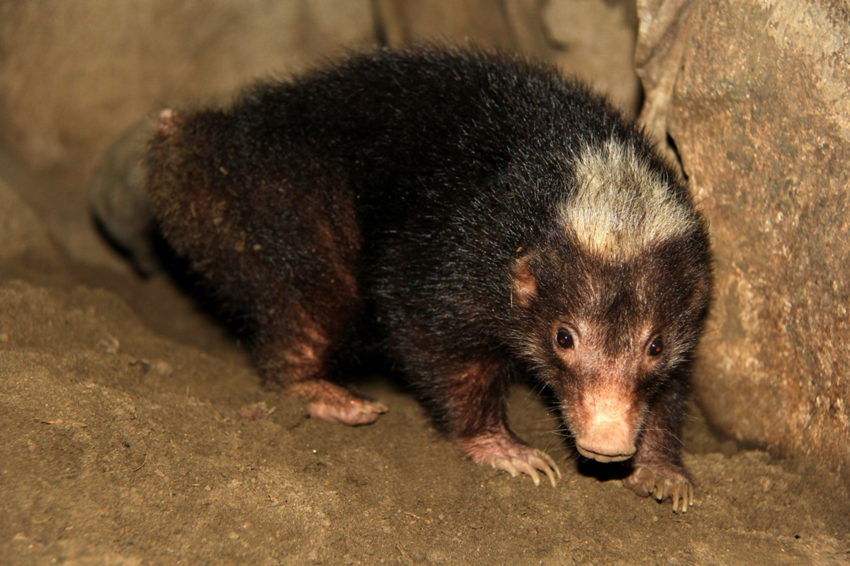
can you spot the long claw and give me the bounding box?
[527,452,559,488]
[511,458,541,486]
[655,482,666,502]
[492,456,520,478]
[541,451,563,480]
[462,434,561,487]
[674,481,694,513]
[624,464,695,512]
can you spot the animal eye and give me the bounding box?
[556,328,574,349]
[648,336,664,357]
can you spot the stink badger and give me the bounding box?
[147,47,713,512]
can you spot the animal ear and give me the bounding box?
[512,252,537,308]
[156,108,182,137]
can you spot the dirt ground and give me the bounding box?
[1,242,848,565]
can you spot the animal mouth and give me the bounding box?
[575,444,636,463]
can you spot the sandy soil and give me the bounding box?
[1,247,848,565]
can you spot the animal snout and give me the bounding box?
[575,417,636,463]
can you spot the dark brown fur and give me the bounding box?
[147,47,713,510]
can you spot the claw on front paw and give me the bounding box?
[624,465,694,513]
[461,434,562,487]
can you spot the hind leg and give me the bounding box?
[247,199,387,425]
[292,380,388,425]
[148,108,385,424]
[236,188,386,425]
[230,175,387,425]
[255,304,387,425]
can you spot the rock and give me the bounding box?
[0,0,376,186]
[0,175,63,272]
[539,0,640,111]
[375,0,516,49]
[636,0,850,482]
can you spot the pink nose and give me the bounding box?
[575,420,636,463]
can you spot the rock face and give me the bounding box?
[538,0,640,110]
[0,178,60,266]
[636,0,850,482]
[0,0,376,185]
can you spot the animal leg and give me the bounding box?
[460,429,561,488]
[148,109,382,425]
[256,308,387,426]
[623,383,692,512]
[290,379,388,425]
[435,361,561,487]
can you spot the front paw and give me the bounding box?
[460,433,562,488]
[624,465,694,513]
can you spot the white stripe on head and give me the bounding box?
[559,139,698,260]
